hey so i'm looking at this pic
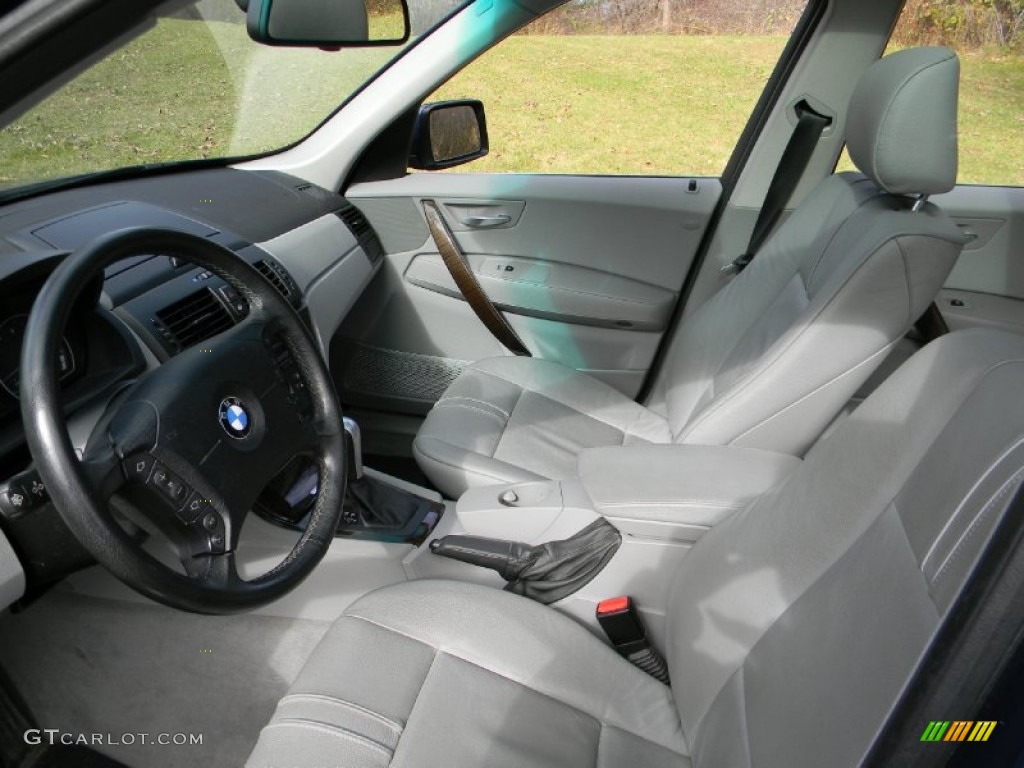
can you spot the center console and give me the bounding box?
[253,417,445,545]
[407,444,803,645]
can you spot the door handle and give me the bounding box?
[461,215,511,228]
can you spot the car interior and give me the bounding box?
[0,0,1022,766]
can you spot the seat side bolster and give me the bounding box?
[413,435,546,497]
[415,356,668,496]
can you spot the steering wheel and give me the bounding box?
[19,228,347,614]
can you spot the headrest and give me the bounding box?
[847,47,959,196]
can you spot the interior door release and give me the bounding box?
[461,215,511,228]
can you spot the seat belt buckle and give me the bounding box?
[596,596,649,656]
[596,596,671,684]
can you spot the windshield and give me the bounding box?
[0,0,458,196]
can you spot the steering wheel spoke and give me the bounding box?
[79,441,128,504]
[182,551,239,590]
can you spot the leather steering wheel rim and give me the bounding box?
[19,227,347,614]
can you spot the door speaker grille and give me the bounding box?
[340,343,468,403]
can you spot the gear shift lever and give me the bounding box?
[340,416,424,529]
[343,417,364,480]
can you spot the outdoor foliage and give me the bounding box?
[893,0,1024,48]
[523,0,1024,48]
[523,0,805,36]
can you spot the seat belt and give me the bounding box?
[421,200,531,356]
[721,102,950,346]
[722,101,832,275]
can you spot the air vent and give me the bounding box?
[337,202,383,265]
[154,288,234,351]
[255,260,291,299]
[337,203,371,239]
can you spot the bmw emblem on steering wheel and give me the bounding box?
[219,396,251,439]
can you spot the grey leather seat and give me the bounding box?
[248,328,1024,768]
[414,47,966,498]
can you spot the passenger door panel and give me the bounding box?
[404,253,677,331]
[934,185,1024,336]
[335,174,718,413]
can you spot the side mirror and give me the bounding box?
[409,100,489,170]
[245,0,410,47]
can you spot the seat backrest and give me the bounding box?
[647,47,965,457]
[665,328,1024,768]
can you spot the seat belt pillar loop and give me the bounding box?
[726,101,832,276]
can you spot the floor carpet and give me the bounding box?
[0,587,330,768]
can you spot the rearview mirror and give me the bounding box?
[245,0,410,47]
[409,100,489,171]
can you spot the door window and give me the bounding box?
[420,0,811,175]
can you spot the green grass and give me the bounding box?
[434,35,789,176]
[0,18,395,188]
[952,49,1024,184]
[0,19,237,184]
[0,18,1021,189]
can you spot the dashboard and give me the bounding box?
[0,167,385,605]
[0,314,76,398]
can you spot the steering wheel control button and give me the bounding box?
[195,510,225,553]
[177,492,208,524]
[499,489,519,506]
[124,454,156,484]
[218,396,252,439]
[150,463,189,508]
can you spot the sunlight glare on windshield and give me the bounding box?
[0,0,462,194]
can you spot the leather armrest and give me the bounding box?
[577,444,801,529]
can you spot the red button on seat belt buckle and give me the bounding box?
[595,596,646,654]
[597,596,631,616]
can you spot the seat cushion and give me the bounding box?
[414,357,670,498]
[246,580,689,768]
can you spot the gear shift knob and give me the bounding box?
[342,416,364,480]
